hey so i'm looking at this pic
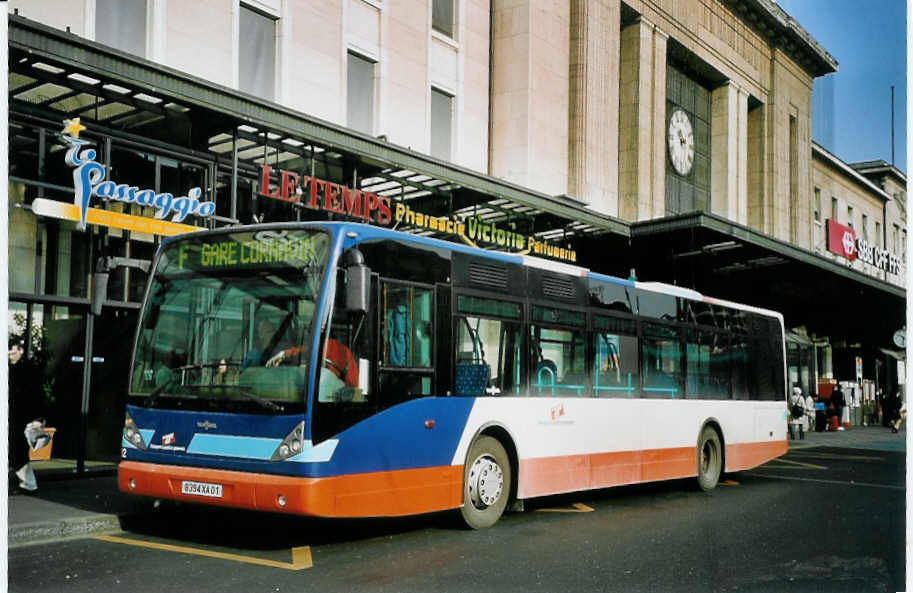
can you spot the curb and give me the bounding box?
[8,513,126,548]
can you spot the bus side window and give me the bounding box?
[592,314,638,397]
[380,282,432,367]
[376,281,435,405]
[454,316,521,396]
[529,326,587,397]
[641,322,682,398]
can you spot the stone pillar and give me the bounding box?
[821,345,833,380]
[568,0,620,216]
[747,104,767,230]
[618,17,667,222]
[710,81,749,224]
[490,0,569,197]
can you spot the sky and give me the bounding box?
[777,0,907,173]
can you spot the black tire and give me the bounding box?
[460,436,511,529]
[696,426,722,492]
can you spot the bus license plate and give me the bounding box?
[181,480,223,498]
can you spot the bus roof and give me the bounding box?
[166,221,781,320]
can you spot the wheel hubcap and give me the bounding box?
[468,454,504,509]
[701,441,715,474]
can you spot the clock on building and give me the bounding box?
[668,108,695,176]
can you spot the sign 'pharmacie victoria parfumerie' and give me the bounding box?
[258,164,579,263]
[826,219,902,275]
[30,118,217,236]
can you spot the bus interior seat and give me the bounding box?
[454,361,490,396]
[536,359,558,383]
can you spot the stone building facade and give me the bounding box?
[5,0,905,465]
[10,0,842,240]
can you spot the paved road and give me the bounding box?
[9,446,904,593]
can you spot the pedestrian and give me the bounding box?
[831,384,846,431]
[8,335,47,493]
[804,391,816,433]
[788,386,806,440]
[890,391,905,433]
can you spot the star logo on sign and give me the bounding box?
[62,117,86,138]
[842,231,856,257]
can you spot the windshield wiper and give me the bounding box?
[147,376,176,408]
[231,387,285,413]
[178,383,285,414]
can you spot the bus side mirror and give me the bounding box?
[346,264,370,313]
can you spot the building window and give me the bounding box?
[876,222,881,246]
[862,214,868,240]
[893,224,900,253]
[432,0,455,38]
[813,187,821,222]
[789,115,798,243]
[831,197,838,222]
[96,0,147,57]
[847,205,853,228]
[239,4,276,100]
[347,52,376,135]
[664,66,711,215]
[430,88,453,161]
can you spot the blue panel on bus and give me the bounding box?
[303,397,477,477]
[125,405,303,456]
[123,398,476,477]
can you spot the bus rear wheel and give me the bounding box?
[460,436,511,529]
[696,426,722,491]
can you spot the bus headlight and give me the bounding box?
[123,413,147,450]
[270,421,305,461]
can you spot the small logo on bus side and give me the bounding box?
[550,403,565,420]
[197,421,218,431]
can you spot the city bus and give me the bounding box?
[119,222,787,528]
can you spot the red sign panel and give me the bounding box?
[826,219,856,261]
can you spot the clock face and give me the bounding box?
[668,109,695,176]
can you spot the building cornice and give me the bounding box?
[721,0,838,78]
[849,161,907,187]
[812,142,892,202]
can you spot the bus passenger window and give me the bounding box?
[529,326,587,397]
[454,317,520,396]
[592,315,638,397]
[641,322,682,398]
[685,329,729,399]
[381,283,432,367]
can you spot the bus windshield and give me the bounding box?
[129,228,330,413]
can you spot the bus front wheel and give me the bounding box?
[460,436,511,529]
[696,426,722,491]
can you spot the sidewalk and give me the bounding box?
[787,423,907,451]
[8,468,154,548]
[7,425,907,548]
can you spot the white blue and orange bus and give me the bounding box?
[119,222,787,528]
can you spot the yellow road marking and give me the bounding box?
[93,534,313,571]
[720,480,740,486]
[536,502,594,513]
[764,458,827,470]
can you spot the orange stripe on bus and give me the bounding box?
[725,440,788,471]
[517,440,785,499]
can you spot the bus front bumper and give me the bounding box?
[118,460,463,517]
